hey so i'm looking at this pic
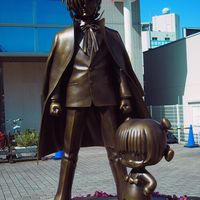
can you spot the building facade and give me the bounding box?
[0,0,72,53]
[144,33,200,141]
[142,11,180,51]
[152,13,180,39]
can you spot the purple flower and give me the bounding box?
[72,191,188,200]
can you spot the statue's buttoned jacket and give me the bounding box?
[65,40,118,107]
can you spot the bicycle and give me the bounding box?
[0,118,23,163]
[0,131,7,149]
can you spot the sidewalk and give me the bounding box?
[0,144,200,200]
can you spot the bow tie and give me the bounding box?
[80,21,100,56]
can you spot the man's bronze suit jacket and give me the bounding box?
[38,23,150,159]
[61,40,120,107]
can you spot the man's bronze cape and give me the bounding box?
[38,25,150,159]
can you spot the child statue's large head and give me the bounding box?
[116,118,174,169]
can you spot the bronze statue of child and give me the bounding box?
[116,118,174,200]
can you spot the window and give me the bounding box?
[114,2,123,15]
[142,24,152,31]
[0,0,72,52]
[165,37,170,41]
[152,37,158,41]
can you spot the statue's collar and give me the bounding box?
[75,18,106,53]
[75,18,105,34]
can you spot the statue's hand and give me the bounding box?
[120,99,132,114]
[50,101,62,117]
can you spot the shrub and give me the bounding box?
[15,129,39,147]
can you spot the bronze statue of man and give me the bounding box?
[38,0,150,199]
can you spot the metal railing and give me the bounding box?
[149,104,200,144]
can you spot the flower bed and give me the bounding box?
[72,191,189,200]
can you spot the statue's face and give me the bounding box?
[82,0,101,19]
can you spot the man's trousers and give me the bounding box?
[55,106,127,200]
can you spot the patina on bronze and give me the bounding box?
[38,0,150,199]
[115,118,174,200]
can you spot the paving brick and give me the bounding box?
[0,145,200,199]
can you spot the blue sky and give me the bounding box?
[140,0,200,29]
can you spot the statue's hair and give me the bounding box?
[116,119,168,165]
[65,0,102,20]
